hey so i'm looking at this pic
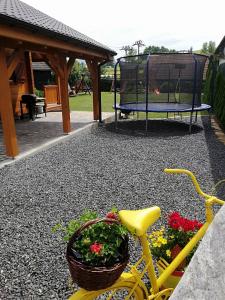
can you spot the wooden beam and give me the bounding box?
[45,54,63,78]
[0,37,114,62]
[14,62,26,83]
[67,57,75,76]
[58,55,71,133]
[7,48,23,78]
[24,51,35,93]
[86,60,100,120]
[0,47,19,157]
[0,24,111,60]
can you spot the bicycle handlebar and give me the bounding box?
[164,168,212,200]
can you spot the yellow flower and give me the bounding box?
[162,238,167,245]
[152,230,163,237]
[82,238,91,245]
[153,242,159,248]
[166,250,171,257]
[158,237,167,245]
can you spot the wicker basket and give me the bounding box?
[66,218,129,291]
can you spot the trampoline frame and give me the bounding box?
[113,53,211,133]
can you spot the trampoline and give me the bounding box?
[114,53,211,132]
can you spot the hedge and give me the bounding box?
[204,57,225,129]
[100,78,120,92]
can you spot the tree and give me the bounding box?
[68,60,89,86]
[120,45,132,56]
[143,45,176,54]
[201,42,208,54]
[200,41,216,55]
[127,47,137,56]
[208,41,216,54]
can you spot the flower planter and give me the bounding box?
[157,259,184,289]
[66,218,129,291]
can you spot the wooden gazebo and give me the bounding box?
[0,0,116,157]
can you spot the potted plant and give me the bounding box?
[149,211,203,288]
[52,209,129,291]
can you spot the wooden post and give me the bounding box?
[58,55,71,133]
[24,51,35,93]
[86,60,100,120]
[0,48,19,157]
[56,76,61,104]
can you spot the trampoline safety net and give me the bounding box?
[117,53,208,111]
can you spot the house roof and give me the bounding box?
[215,36,225,55]
[32,62,51,71]
[0,0,116,56]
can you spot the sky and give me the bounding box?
[22,0,225,58]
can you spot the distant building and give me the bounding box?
[215,36,225,65]
[32,62,53,90]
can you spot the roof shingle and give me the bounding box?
[0,0,116,55]
[32,62,51,71]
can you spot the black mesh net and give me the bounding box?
[120,55,147,104]
[118,53,208,111]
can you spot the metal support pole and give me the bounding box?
[115,109,118,130]
[195,111,198,123]
[146,111,148,134]
[146,55,150,135]
[189,112,193,133]
[191,54,198,133]
[114,59,120,131]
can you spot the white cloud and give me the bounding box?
[22,0,225,57]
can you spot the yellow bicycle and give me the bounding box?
[69,168,224,299]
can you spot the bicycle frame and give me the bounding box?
[133,169,224,296]
[70,169,224,300]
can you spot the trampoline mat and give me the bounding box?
[115,102,211,113]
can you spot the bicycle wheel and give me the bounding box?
[69,273,147,300]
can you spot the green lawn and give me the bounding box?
[69,92,167,118]
[69,92,114,112]
[69,92,207,118]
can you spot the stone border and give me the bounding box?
[0,122,97,170]
[211,116,225,145]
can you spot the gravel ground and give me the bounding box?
[0,117,225,299]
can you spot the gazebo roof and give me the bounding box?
[215,36,225,56]
[0,0,116,56]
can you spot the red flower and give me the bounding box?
[168,212,202,232]
[182,219,195,232]
[195,221,203,229]
[168,212,182,229]
[106,212,118,220]
[90,242,103,254]
[169,212,180,220]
